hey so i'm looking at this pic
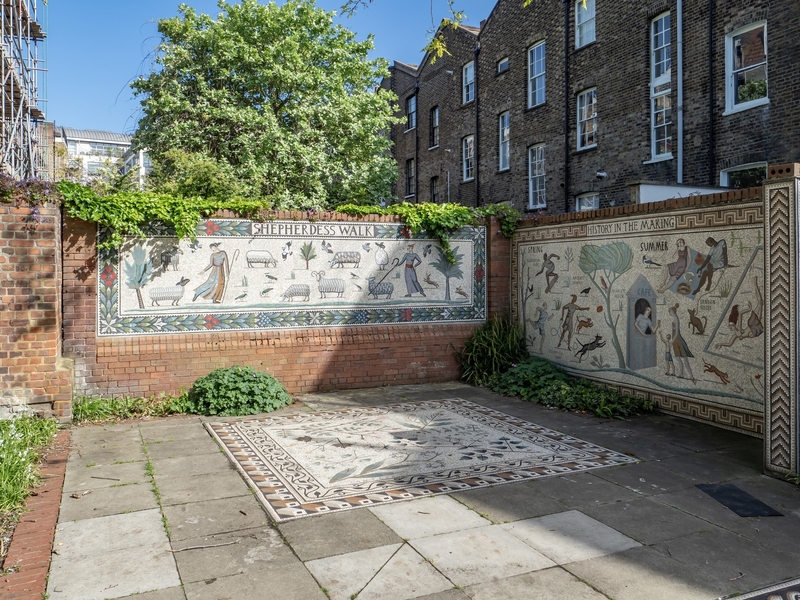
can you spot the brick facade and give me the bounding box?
[383,0,800,213]
[60,215,510,406]
[0,203,71,419]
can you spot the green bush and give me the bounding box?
[457,316,529,387]
[490,357,655,419]
[178,366,292,416]
[0,416,58,512]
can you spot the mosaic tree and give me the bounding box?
[124,245,154,309]
[578,242,633,368]
[430,245,464,301]
[299,242,317,270]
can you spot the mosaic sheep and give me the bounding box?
[311,271,346,299]
[246,250,277,268]
[148,277,190,306]
[281,284,310,302]
[328,251,361,269]
[366,277,394,300]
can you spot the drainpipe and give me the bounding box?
[563,0,570,213]
[707,0,715,186]
[414,81,419,201]
[677,0,684,183]
[474,44,481,206]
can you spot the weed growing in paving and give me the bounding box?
[73,394,183,423]
[490,357,655,419]
[0,417,58,512]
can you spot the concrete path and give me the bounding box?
[48,383,800,600]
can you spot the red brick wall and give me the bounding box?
[0,203,71,419]
[61,215,511,404]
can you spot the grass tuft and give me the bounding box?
[72,394,185,424]
[0,417,58,513]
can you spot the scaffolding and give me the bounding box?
[1,0,45,180]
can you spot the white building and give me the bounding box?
[60,127,151,187]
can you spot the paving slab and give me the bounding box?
[59,480,158,521]
[410,524,555,587]
[64,460,148,491]
[452,481,568,524]
[171,526,297,584]
[582,497,711,544]
[119,586,187,599]
[590,459,699,496]
[140,422,215,443]
[279,507,403,561]
[501,510,640,564]
[144,436,222,460]
[67,444,147,468]
[149,451,236,478]
[154,469,251,506]
[47,509,179,600]
[305,543,402,600]
[183,561,327,600]
[414,591,471,600]
[565,545,724,600]
[652,527,800,596]
[465,566,608,600]
[369,496,490,539]
[527,471,641,509]
[659,449,762,483]
[163,495,270,541]
[71,426,142,446]
[358,543,454,600]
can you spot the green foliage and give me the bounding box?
[0,417,58,512]
[786,472,800,486]
[148,149,249,199]
[491,357,655,419]
[72,394,184,423]
[337,201,520,263]
[132,0,398,206]
[457,316,529,386]
[177,366,292,416]
[737,79,767,104]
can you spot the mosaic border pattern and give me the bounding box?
[96,221,487,336]
[206,398,638,522]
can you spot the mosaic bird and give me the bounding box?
[642,255,661,268]
[600,277,608,290]
[580,287,591,295]
[423,244,433,257]
[351,272,359,279]
[188,240,202,253]
[321,240,334,254]
[281,241,293,260]
[352,283,362,290]
[362,243,371,253]
[235,292,247,301]
[265,274,278,281]
[260,287,273,297]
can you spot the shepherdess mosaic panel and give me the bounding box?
[97,220,486,336]
[206,399,638,522]
[513,203,764,426]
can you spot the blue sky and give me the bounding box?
[46,0,492,133]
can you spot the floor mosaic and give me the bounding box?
[206,398,638,522]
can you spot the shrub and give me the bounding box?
[178,366,292,416]
[457,316,529,387]
[490,357,655,419]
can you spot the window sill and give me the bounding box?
[526,205,546,212]
[722,97,769,116]
[404,127,416,134]
[429,145,439,151]
[497,168,511,174]
[643,153,673,165]
[575,144,597,154]
[574,39,596,52]
[462,178,475,184]
[462,99,475,107]
[526,101,546,113]
[404,194,416,199]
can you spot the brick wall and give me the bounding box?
[61,215,511,404]
[0,203,71,419]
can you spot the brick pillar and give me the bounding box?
[763,163,800,477]
[486,217,511,318]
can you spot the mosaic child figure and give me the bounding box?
[535,253,561,293]
[658,329,675,376]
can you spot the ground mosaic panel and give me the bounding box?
[97,220,486,336]
[206,399,638,522]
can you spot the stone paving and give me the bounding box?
[46,383,800,600]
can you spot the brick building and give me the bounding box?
[383,0,800,213]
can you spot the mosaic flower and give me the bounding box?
[474,264,485,283]
[353,310,369,324]
[204,220,221,235]
[256,313,272,327]
[401,308,413,322]
[99,265,117,287]
[398,226,411,239]
[204,315,220,329]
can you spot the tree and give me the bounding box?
[578,242,633,368]
[430,245,464,301]
[124,245,154,309]
[132,0,398,208]
[299,242,317,269]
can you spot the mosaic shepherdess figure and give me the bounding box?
[193,242,230,303]
[399,244,425,297]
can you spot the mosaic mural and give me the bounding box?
[513,203,765,429]
[206,398,637,521]
[97,220,486,336]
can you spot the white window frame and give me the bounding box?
[575,0,596,49]
[462,135,475,181]
[463,61,475,104]
[497,57,509,73]
[429,106,439,149]
[499,112,510,171]
[576,192,599,211]
[528,41,546,108]
[406,95,416,131]
[528,144,546,210]
[725,22,768,114]
[406,158,415,197]
[720,162,767,188]
[577,88,597,150]
[649,12,672,161]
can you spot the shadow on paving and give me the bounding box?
[46,383,800,600]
